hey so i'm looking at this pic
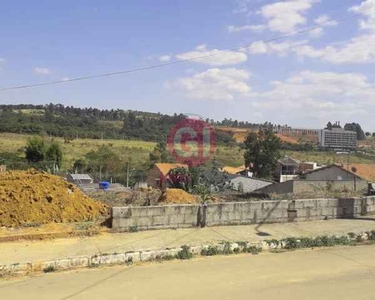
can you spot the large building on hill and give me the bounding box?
[318,128,357,150]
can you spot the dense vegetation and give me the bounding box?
[0,104,264,144]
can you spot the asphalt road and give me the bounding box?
[2,245,375,300]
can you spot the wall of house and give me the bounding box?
[293,180,367,194]
[112,196,375,231]
[254,180,294,194]
[304,166,357,181]
[146,166,165,189]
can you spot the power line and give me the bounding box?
[0,8,374,92]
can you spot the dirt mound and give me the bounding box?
[0,170,108,227]
[159,189,200,204]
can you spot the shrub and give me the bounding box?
[201,246,220,256]
[244,245,262,254]
[43,265,57,273]
[177,245,193,260]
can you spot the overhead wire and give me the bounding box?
[0,7,374,92]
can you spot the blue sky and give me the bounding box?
[1,0,375,130]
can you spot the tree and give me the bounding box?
[25,137,46,163]
[365,132,371,137]
[46,141,63,168]
[167,167,191,191]
[325,122,333,130]
[149,141,171,164]
[243,126,281,179]
[344,123,365,140]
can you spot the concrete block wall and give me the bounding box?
[112,205,200,230]
[111,196,375,231]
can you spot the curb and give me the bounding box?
[1,230,373,278]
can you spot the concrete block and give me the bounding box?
[152,215,169,226]
[190,246,202,254]
[125,252,141,262]
[135,217,153,227]
[112,207,132,218]
[168,214,185,225]
[131,207,149,217]
[91,256,101,265]
[55,259,71,270]
[41,261,56,271]
[147,206,166,217]
[183,214,198,224]
[70,256,90,268]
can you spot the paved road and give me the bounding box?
[2,245,375,300]
[2,217,375,265]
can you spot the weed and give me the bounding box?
[129,226,139,233]
[201,246,220,256]
[244,245,262,255]
[177,245,193,260]
[43,265,57,273]
[348,232,356,239]
[222,242,233,255]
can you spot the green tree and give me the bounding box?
[243,126,281,179]
[46,141,63,168]
[149,141,171,164]
[25,137,46,163]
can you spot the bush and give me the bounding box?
[177,245,193,260]
[201,246,220,256]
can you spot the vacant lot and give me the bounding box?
[1,133,375,171]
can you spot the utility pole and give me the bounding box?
[126,162,130,188]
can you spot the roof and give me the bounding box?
[221,165,247,175]
[155,163,188,176]
[278,156,301,166]
[68,174,92,180]
[230,176,274,193]
[301,164,365,180]
[344,164,375,182]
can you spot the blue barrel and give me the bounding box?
[99,181,110,190]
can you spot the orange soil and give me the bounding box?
[159,188,200,204]
[0,170,108,227]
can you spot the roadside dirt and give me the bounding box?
[0,170,108,227]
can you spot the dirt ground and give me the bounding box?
[2,245,375,299]
[0,170,108,227]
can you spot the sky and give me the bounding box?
[1,0,375,130]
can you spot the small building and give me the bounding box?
[319,128,357,150]
[299,164,360,181]
[66,173,94,184]
[256,164,367,195]
[147,163,188,189]
[274,156,301,182]
[134,181,148,190]
[0,165,6,173]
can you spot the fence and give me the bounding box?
[111,196,375,231]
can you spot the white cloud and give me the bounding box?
[227,24,266,33]
[309,27,324,38]
[176,44,247,66]
[257,0,318,33]
[248,40,307,56]
[253,71,375,119]
[349,0,375,31]
[34,67,51,75]
[167,68,252,101]
[60,76,70,81]
[314,14,338,27]
[293,34,375,64]
[159,55,171,62]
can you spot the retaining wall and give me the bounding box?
[111,196,375,231]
